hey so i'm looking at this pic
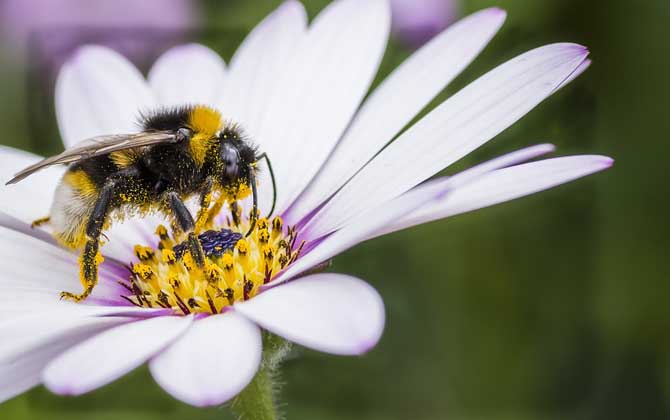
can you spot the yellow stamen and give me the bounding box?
[123,210,303,315]
[133,263,154,281]
[182,251,197,272]
[134,245,155,261]
[258,228,270,245]
[162,249,177,265]
[271,216,283,240]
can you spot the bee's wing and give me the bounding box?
[6,131,178,185]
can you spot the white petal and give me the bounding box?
[0,226,126,304]
[223,0,307,132]
[218,0,307,216]
[363,143,560,226]
[0,211,56,246]
[275,144,557,284]
[0,304,132,361]
[0,316,128,403]
[43,315,192,396]
[98,213,169,263]
[303,43,590,239]
[0,146,63,224]
[0,301,171,362]
[56,45,156,148]
[237,273,384,355]
[149,312,262,407]
[375,155,613,237]
[1,336,81,403]
[285,8,507,224]
[274,187,440,287]
[252,0,391,215]
[148,44,226,107]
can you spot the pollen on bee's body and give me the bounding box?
[122,210,304,315]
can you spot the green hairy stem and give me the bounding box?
[230,333,292,420]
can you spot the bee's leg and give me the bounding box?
[229,201,241,227]
[167,191,206,267]
[31,216,50,228]
[205,196,227,228]
[60,182,115,302]
[194,177,214,233]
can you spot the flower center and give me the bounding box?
[122,210,304,315]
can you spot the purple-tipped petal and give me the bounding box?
[377,155,613,237]
[0,316,127,404]
[149,312,261,407]
[148,44,226,107]
[304,43,590,239]
[237,273,385,356]
[56,45,156,148]
[43,315,192,396]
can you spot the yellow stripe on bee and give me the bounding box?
[110,149,141,168]
[63,170,98,198]
[188,105,223,166]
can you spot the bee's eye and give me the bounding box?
[221,144,240,179]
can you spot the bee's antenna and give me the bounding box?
[244,153,276,237]
[257,153,277,218]
[245,171,258,237]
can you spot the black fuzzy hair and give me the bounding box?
[137,105,193,132]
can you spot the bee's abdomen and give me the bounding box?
[50,169,99,249]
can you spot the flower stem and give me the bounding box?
[231,362,277,420]
[230,333,292,420]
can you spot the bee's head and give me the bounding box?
[216,128,264,237]
[216,126,257,183]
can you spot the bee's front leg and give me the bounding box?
[61,182,115,302]
[166,191,206,267]
[194,177,214,233]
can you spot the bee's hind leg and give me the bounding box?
[61,182,115,302]
[61,239,102,302]
[167,191,206,267]
[31,216,50,228]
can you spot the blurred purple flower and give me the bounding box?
[390,0,460,47]
[0,0,199,70]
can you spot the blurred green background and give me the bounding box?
[0,0,668,419]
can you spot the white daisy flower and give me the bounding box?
[0,0,611,411]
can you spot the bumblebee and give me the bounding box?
[7,104,275,302]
